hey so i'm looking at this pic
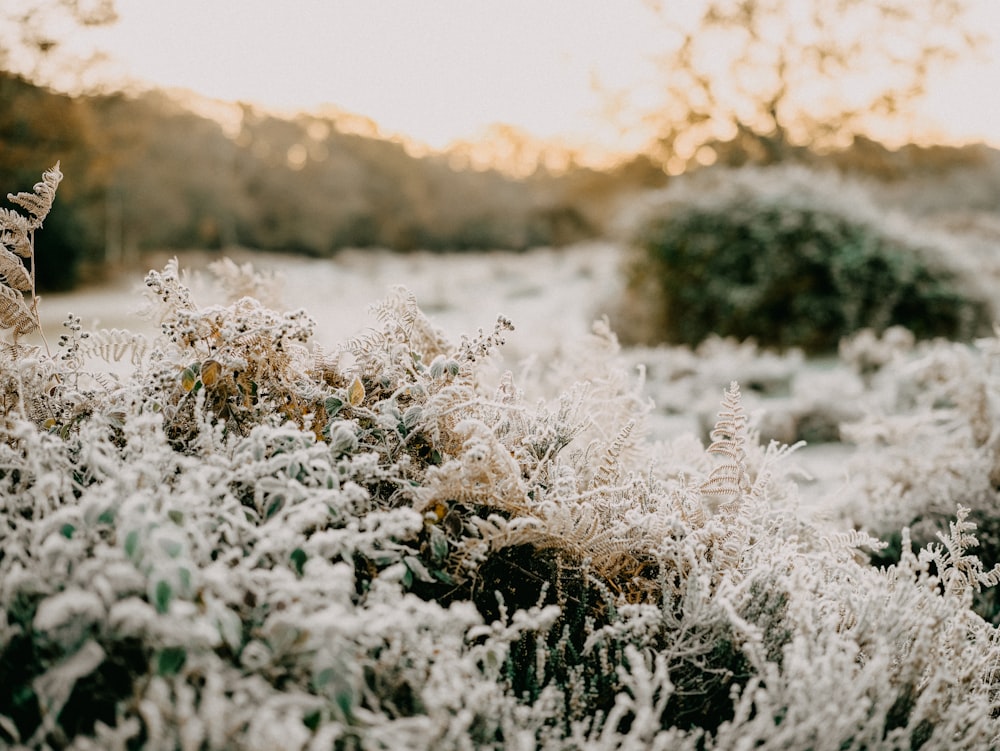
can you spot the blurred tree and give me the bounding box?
[0,1,121,288]
[639,0,981,172]
[0,72,102,289]
[0,0,117,84]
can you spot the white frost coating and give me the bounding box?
[32,639,106,735]
[108,597,158,637]
[33,587,105,635]
[245,704,311,751]
[4,238,1000,748]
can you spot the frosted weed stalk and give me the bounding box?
[0,166,998,750]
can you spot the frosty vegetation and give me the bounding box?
[1,167,1000,750]
[617,166,995,352]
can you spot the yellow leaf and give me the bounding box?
[347,376,365,407]
[201,359,221,387]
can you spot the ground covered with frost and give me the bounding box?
[1,244,997,749]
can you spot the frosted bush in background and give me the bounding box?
[617,165,994,352]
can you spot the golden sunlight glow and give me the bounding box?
[22,0,1000,165]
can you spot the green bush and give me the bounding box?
[626,167,992,352]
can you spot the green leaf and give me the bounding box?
[157,647,186,676]
[265,495,284,520]
[404,555,435,583]
[324,395,344,417]
[432,568,455,585]
[335,689,353,718]
[59,523,75,539]
[313,667,335,690]
[429,526,448,564]
[159,538,183,558]
[215,606,243,653]
[12,685,35,711]
[180,362,201,392]
[290,548,307,576]
[315,664,355,719]
[167,509,184,525]
[124,529,140,559]
[369,550,401,566]
[327,422,359,456]
[154,580,172,614]
[304,709,322,731]
[402,405,422,432]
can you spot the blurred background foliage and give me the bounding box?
[0,69,662,289]
[2,0,1000,354]
[7,59,999,295]
[620,166,994,352]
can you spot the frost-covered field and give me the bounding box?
[30,244,923,508]
[6,235,1000,749]
[40,244,624,360]
[30,239,1000,529]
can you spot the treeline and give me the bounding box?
[4,69,1000,292]
[0,71,667,290]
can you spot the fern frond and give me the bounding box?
[342,329,389,359]
[7,162,62,230]
[714,526,747,574]
[671,474,708,527]
[370,285,420,332]
[469,513,543,551]
[494,370,521,405]
[706,381,748,455]
[536,502,602,550]
[208,257,285,309]
[0,209,32,256]
[0,283,37,336]
[979,564,1000,590]
[309,344,345,388]
[0,164,62,341]
[77,329,151,366]
[0,246,31,291]
[922,505,1000,598]
[590,420,636,489]
[701,381,751,501]
[822,529,888,555]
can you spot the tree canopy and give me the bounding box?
[638,0,981,172]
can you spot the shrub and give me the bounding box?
[623,166,993,352]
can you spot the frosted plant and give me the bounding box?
[2,166,999,750]
[208,256,286,309]
[0,163,62,340]
[838,330,1000,614]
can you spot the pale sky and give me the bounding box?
[31,0,1000,158]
